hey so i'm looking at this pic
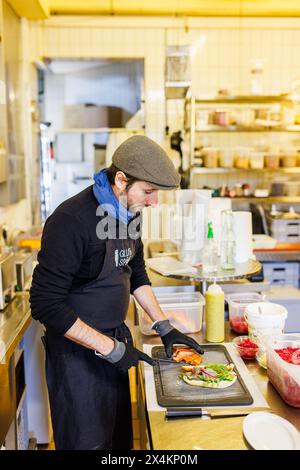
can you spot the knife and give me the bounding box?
[165,407,272,419]
[154,359,179,365]
[154,358,203,365]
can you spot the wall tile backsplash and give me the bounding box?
[28,16,300,144]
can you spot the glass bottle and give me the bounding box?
[220,210,236,270]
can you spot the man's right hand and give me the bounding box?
[113,343,155,371]
[95,339,155,371]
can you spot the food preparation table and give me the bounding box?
[134,324,300,450]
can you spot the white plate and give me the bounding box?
[243,412,300,450]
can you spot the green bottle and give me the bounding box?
[202,222,218,273]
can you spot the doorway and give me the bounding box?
[37,58,145,218]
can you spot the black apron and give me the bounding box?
[44,235,137,450]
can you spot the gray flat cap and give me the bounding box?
[112,135,180,190]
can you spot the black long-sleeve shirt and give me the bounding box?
[30,186,150,335]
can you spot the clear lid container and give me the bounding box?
[226,293,263,334]
[266,334,300,407]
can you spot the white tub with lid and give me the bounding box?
[244,302,288,342]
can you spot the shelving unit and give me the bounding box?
[0,2,26,205]
[191,167,300,174]
[230,196,300,204]
[184,95,300,197]
[190,125,300,133]
[56,127,144,134]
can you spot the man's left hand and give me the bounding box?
[152,320,204,358]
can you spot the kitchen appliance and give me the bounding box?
[151,345,253,408]
[0,252,16,310]
[14,251,33,291]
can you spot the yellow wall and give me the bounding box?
[8,0,300,19]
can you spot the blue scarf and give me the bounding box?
[93,169,134,225]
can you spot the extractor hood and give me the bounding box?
[165,81,190,99]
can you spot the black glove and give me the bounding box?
[113,343,155,371]
[96,339,155,371]
[152,320,204,358]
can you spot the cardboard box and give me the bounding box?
[64,104,129,128]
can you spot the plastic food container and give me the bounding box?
[266,335,300,407]
[226,293,263,334]
[214,110,230,126]
[233,147,251,169]
[284,181,299,197]
[219,149,234,168]
[135,291,205,335]
[249,152,264,169]
[202,148,219,168]
[265,154,280,169]
[270,181,285,196]
[232,336,259,359]
[244,302,288,343]
[280,152,297,168]
[256,346,267,369]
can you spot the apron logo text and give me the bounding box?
[114,248,132,267]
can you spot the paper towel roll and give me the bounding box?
[232,211,253,263]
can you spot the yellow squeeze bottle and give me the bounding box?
[205,283,225,342]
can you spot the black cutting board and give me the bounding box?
[152,344,254,407]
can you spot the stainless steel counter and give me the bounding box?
[134,325,300,450]
[0,293,31,445]
[0,293,31,363]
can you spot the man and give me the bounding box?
[30,135,203,450]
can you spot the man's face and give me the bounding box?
[125,181,159,213]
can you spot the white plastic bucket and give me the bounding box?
[244,302,288,342]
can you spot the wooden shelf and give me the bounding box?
[191,167,300,174]
[229,197,300,203]
[190,125,300,133]
[56,128,144,134]
[187,95,297,105]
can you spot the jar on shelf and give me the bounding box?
[234,147,249,169]
[195,109,210,128]
[219,149,234,168]
[280,149,297,168]
[234,184,244,197]
[202,147,219,168]
[264,153,280,169]
[214,109,230,126]
[270,179,286,196]
[236,109,255,127]
[249,151,264,169]
[284,181,299,197]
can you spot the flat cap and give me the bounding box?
[112,135,180,190]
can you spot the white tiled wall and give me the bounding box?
[28,16,300,143]
[0,197,32,230]
[29,18,166,142]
